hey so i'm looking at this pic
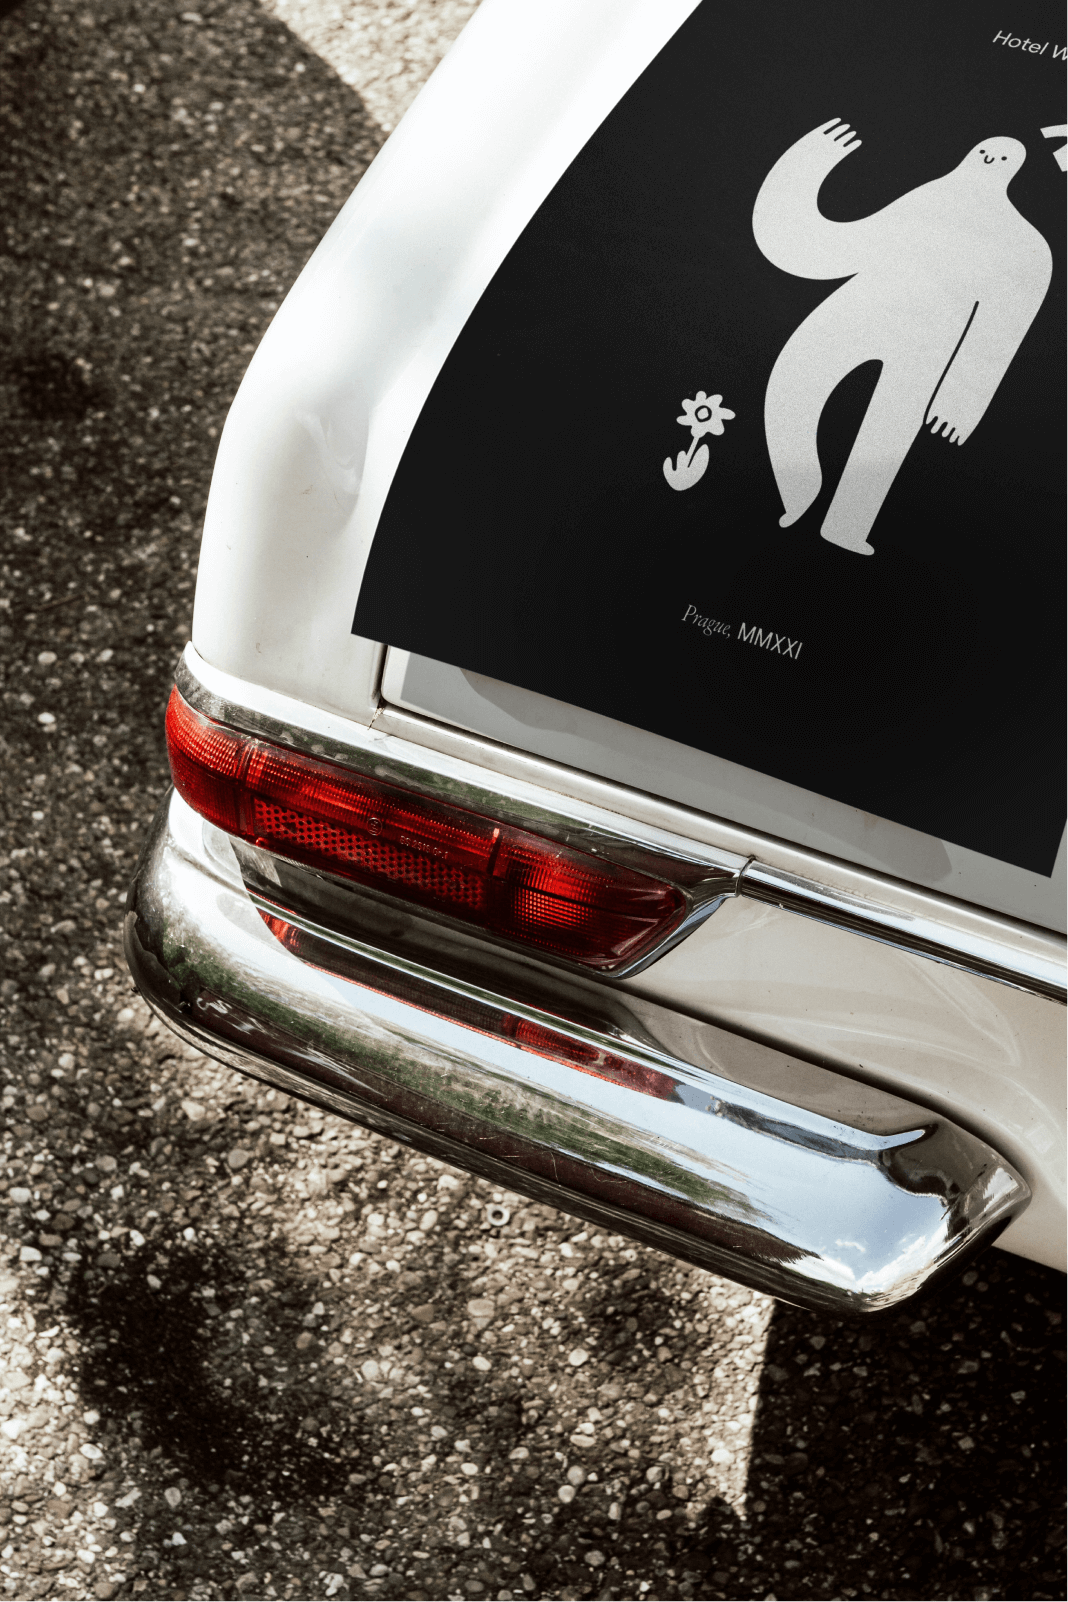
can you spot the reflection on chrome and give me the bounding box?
[125,790,1031,1316]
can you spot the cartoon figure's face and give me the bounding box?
[967,137,1027,183]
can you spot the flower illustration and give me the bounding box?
[677,391,735,440]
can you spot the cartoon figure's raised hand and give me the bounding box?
[753,117,865,280]
[804,117,863,170]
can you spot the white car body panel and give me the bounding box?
[185,1,1066,1274]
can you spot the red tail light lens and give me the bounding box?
[166,688,685,970]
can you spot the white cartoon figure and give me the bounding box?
[663,390,734,490]
[753,119,1052,554]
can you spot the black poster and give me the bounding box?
[353,1,1066,876]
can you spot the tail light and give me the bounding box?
[166,688,685,970]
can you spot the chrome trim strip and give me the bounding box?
[176,646,1066,1002]
[125,788,1030,1314]
[739,862,1066,1005]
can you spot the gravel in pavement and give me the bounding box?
[0,0,1065,1598]
[260,0,481,133]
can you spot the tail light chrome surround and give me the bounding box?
[170,653,746,979]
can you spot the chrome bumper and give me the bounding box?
[125,789,1030,1314]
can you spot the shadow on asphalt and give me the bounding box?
[66,1242,366,1501]
[60,1213,1065,1601]
[737,1250,1065,1600]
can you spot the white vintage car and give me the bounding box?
[125,0,1066,1314]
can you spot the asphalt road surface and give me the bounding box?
[0,2,1065,1599]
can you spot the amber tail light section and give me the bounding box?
[165,688,686,970]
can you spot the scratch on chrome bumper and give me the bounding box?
[125,789,1030,1314]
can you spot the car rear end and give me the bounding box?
[125,0,1066,1316]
